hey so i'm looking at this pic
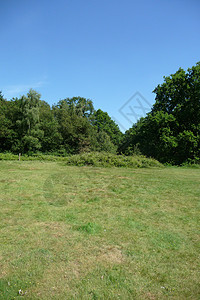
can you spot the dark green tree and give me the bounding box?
[58,97,94,119]
[121,62,200,164]
[0,92,18,152]
[92,109,123,146]
[15,89,44,153]
[53,99,95,154]
[39,100,62,152]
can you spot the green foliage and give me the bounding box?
[93,131,117,153]
[0,93,18,152]
[0,91,122,155]
[57,96,94,118]
[39,100,62,152]
[54,104,94,154]
[64,152,162,168]
[0,152,162,168]
[0,152,65,162]
[74,222,101,234]
[0,152,19,160]
[93,109,123,146]
[13,89,44,153]
[121,62,200,164]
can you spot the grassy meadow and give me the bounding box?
[0,161,199,299]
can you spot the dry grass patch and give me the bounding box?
[97,246,124,265]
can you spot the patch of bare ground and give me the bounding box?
[30,258,95,299]
[116,176,131,179]
[0,263,7,279]
[0,179,17,183]
[35,222,70,238]
[143,292,158,299]
[97,245,124,264]
[86,188,106,192]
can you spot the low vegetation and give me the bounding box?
[65,152,163,168]
[0,152,162,168]
[0,161,199,299]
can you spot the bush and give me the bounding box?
[0,153,19,160]
[0,152,163,168]
[0,152,65,162]
[64,152,163,168]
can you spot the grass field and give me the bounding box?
[0,161,199,299]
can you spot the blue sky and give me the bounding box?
[1,0,200,131]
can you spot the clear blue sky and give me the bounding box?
[1,0,200,131]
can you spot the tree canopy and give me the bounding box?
[120,62,200,164]
[0,93,121,155]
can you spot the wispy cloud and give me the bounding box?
[3,78,48,98]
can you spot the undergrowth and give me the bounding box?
[0,152,162,168]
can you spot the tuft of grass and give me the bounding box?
[74,222,102,234]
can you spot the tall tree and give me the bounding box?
[0,92,19,152]
[53,99,95,154]
[121,62,200,164]
[92,109,123,146]
[15,89,44,153]
[58,97,94,119]
[39,100,62,152]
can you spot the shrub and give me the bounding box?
[0,152,163,168]
[64,152,163,168]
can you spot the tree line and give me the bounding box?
[0,91,123,155]
[0,62,199,165]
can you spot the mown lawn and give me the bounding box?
[0,161,199,299]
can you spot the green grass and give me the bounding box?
[0,161,199,299]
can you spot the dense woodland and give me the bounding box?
[0,62,199,165]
